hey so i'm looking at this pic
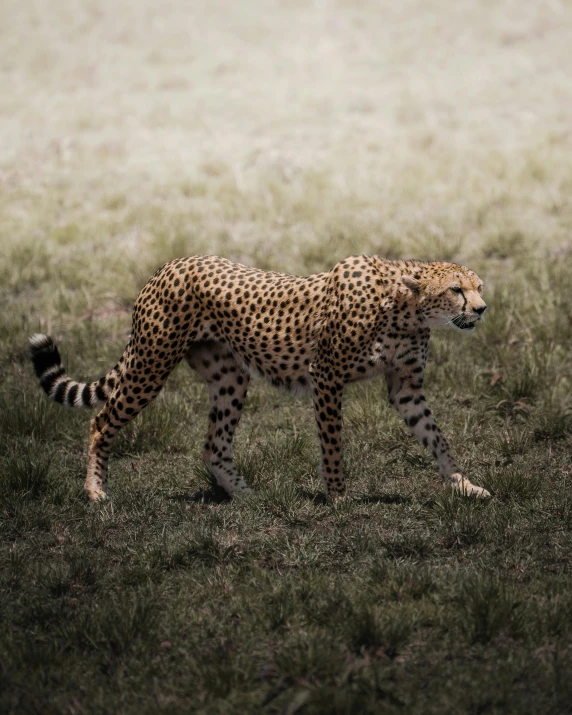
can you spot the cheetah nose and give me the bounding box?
[474,305,487,316]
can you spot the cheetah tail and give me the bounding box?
[29,333,120,409]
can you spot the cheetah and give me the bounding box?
[30,254,491,502]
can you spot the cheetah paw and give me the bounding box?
[327,492,349,503]
[451,474,491,499]
[87,489,108,502]
[465,485,491,499]
[233,486,255,497]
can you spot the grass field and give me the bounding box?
[1,0,572,712]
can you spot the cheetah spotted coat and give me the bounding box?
[30,254,490,501]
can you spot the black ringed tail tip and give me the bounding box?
[29,333,60,375]
[28,333,104,408]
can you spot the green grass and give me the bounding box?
[1,265,571,713]
[2,0,572,712]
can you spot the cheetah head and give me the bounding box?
[402,264,487,331]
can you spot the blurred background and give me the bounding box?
[2,0,572,303]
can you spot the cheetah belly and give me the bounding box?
[232,336,315,393]
[336,340,391,384]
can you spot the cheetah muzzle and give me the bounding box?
[30,254,491,502]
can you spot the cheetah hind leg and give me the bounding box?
[85,356,174,501]
[186,342,253,496]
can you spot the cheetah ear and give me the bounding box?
[402,275,421,293]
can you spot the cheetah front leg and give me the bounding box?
[386,371,491,498]
[310,364,346,500]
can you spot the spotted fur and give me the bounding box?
[30,255,491,501]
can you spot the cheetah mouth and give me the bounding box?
[452,315,476,331]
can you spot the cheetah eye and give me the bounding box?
[450,286,463,294]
